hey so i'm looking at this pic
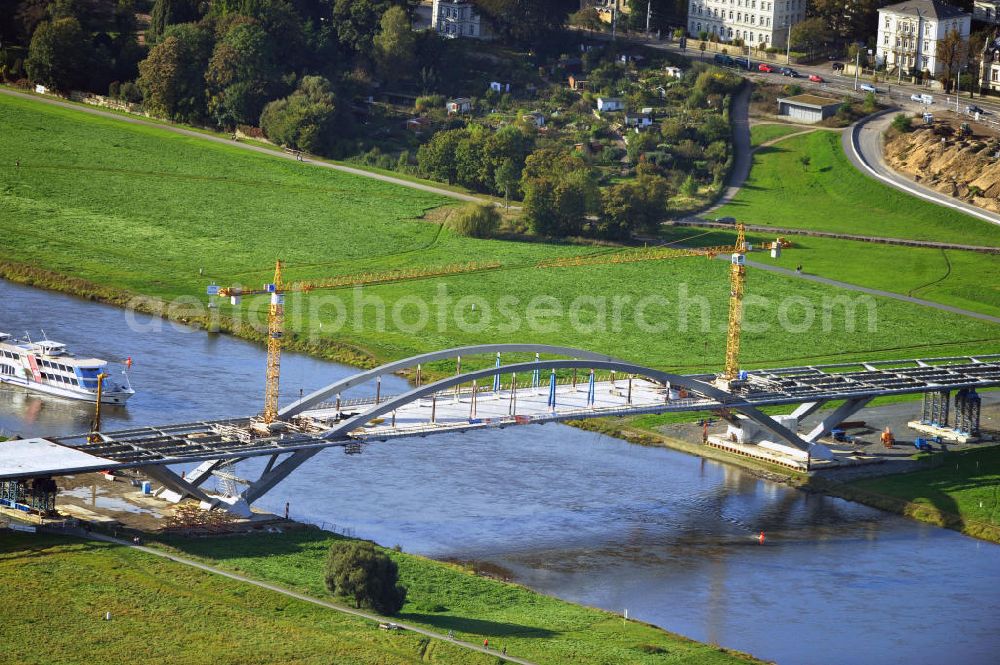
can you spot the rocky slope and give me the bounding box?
[884,125,1000,214]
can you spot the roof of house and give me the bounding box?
[448,97,472,104]
[879,0,969,20]
[778,94,841,108]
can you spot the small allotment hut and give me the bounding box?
[776,94,841,124]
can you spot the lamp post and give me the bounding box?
[785,20,792,65]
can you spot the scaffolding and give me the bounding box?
[954,388,981,437]
[920,390,951,426]
[0,478,57,514]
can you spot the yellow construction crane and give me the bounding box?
[212,223,751,423]
[540,222,748,383]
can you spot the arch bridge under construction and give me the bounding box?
[0,344,996,516]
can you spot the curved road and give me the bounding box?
[844,109,1000,227]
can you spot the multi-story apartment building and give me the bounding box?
[972,0,1000,25]
[686,0,808,48]
[431,0,487,39]
[875,0,971,77]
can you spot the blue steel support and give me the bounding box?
[587,369,596,407]
[548,369,557,410]
[493,353,502,393]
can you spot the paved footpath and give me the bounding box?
[0,87,486,205]
[69,530,537,665]
[737,256,1000,325]
[670,220,1000,254]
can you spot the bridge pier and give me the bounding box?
[803,397,873,443]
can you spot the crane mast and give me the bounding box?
[263,260,284,423]
[723,222,747,383]
[214,221,758,422]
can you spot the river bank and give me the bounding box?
[0,523,762,665]
[573,406,1000,544]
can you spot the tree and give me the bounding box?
[936,28,968,93]
[373,5,415,84]
[568,7,602,32]
[890,113,912,134]
[149,0,200,43]
[789,17,832,54]
[25,17,90,90]
[260,75,339,154]
[332,0,401,57]
[417,128,463,184]
[137,22,213,121]
[495,158,519,209]
[206,20,281,127]
[325,540,407,615]
[474,0,575,43]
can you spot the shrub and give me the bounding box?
[891,113,912,133]
[415,94,445,113]
[445,203,501,238]
[324,540,407,615]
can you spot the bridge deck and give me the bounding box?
[0,355,997,480]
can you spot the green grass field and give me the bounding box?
[749,123,807,148]
[1,93,997,373]
[659,226,1000,318]
[844,446,1000,540]
[714,130,1000,246]
[154,530,758,665]
[0,533,498,665]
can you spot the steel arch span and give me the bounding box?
[279,343,628,418]
[315,359,809,452]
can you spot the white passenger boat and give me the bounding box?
[0,332,134,404]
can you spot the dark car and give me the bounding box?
[715,216,736,224]
[831,62,845,72]
[966,104,986,115]
[779,67,800,77]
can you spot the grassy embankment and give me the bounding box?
[1,94,997,376]
[829,445,1000,542]
[680,129,1000,317]
[0,531,761,665]
[748,123,807,148]
[0,533,494,665]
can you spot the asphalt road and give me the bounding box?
[844,109,1000,227]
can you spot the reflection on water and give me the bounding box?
[3,279,999,665]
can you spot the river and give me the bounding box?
[2,279,998,665]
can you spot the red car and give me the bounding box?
[758,63,773,73]
[809,74,824,83]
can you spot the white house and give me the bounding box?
[687,0,808,48]
[624,111,654,128]
[876,0,971,78]
[522,112,546,127]
[431,0,487,39]
[596,97,625,112]
[446,97,473,114]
